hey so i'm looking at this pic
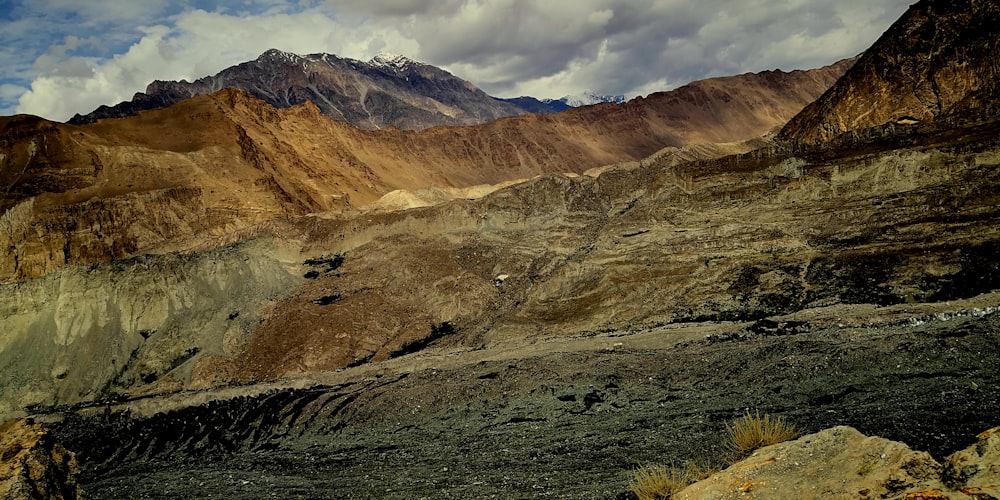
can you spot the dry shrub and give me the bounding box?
[725,410,800,461]
[630,463,707,500]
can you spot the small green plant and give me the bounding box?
[629,463,707,500]
[856,455,877,476]
[725,410,800,461]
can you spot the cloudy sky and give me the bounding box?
[1,0,913,122]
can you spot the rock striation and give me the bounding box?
[0,418,83,500]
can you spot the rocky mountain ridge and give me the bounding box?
[0,59,849,283]
[495,95,572,114]
[554,90,628,107]
[68,49,528,130]
[499,91,628,113]
[780,0,1000,144]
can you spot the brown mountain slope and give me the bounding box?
[200,123,1000,384]
[0,61,849,282]
[779,0,1000,144]
[4,109,1000,421]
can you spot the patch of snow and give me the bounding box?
[370,52,414,71]
[905,306,1000,327]
[547,91,627,107]
[260,49,302,64]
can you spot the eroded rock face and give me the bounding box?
[4,118,1000,414]
[0,239,300,417]
[780,0,1000,144]
[0,418,83,500]
[195,124,1000,383]
[676,425,1000,500]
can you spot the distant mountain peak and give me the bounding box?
[545,91,627,108]
[68,49,526,130]
[258,48,303,63]
[369,52,416,70]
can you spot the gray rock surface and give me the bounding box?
[46,306,1000,498]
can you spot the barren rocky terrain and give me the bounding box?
[2,0,1000,497]
[5,114,998,498]
[44,298,1000,498]
[0,58,846,284]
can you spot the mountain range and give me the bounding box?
[68,49,529,130]
[0,58,850,283]
[498,91,627,114]
[68,50,628,131]
[2,0,1000,497]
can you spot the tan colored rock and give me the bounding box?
[676,426,943,499]
[0,418,83,500]
[676,426,1000,500]
[944,426,1000,497]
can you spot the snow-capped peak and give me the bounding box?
[549,91,627,107]
[260,48,302,63]
[370,52,414,70]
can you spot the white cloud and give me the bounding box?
[14,10,367,120]
[9,0,914,121]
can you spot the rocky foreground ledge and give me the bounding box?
[677,425,1000,499]
[0,418,83,499]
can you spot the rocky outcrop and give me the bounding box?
[945,426,1000,496]
[779,0,1000,144]
[0,418,83,500]
[676,425,1000,499]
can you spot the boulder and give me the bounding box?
[0,418,83,500]
[676,425,1000,499]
